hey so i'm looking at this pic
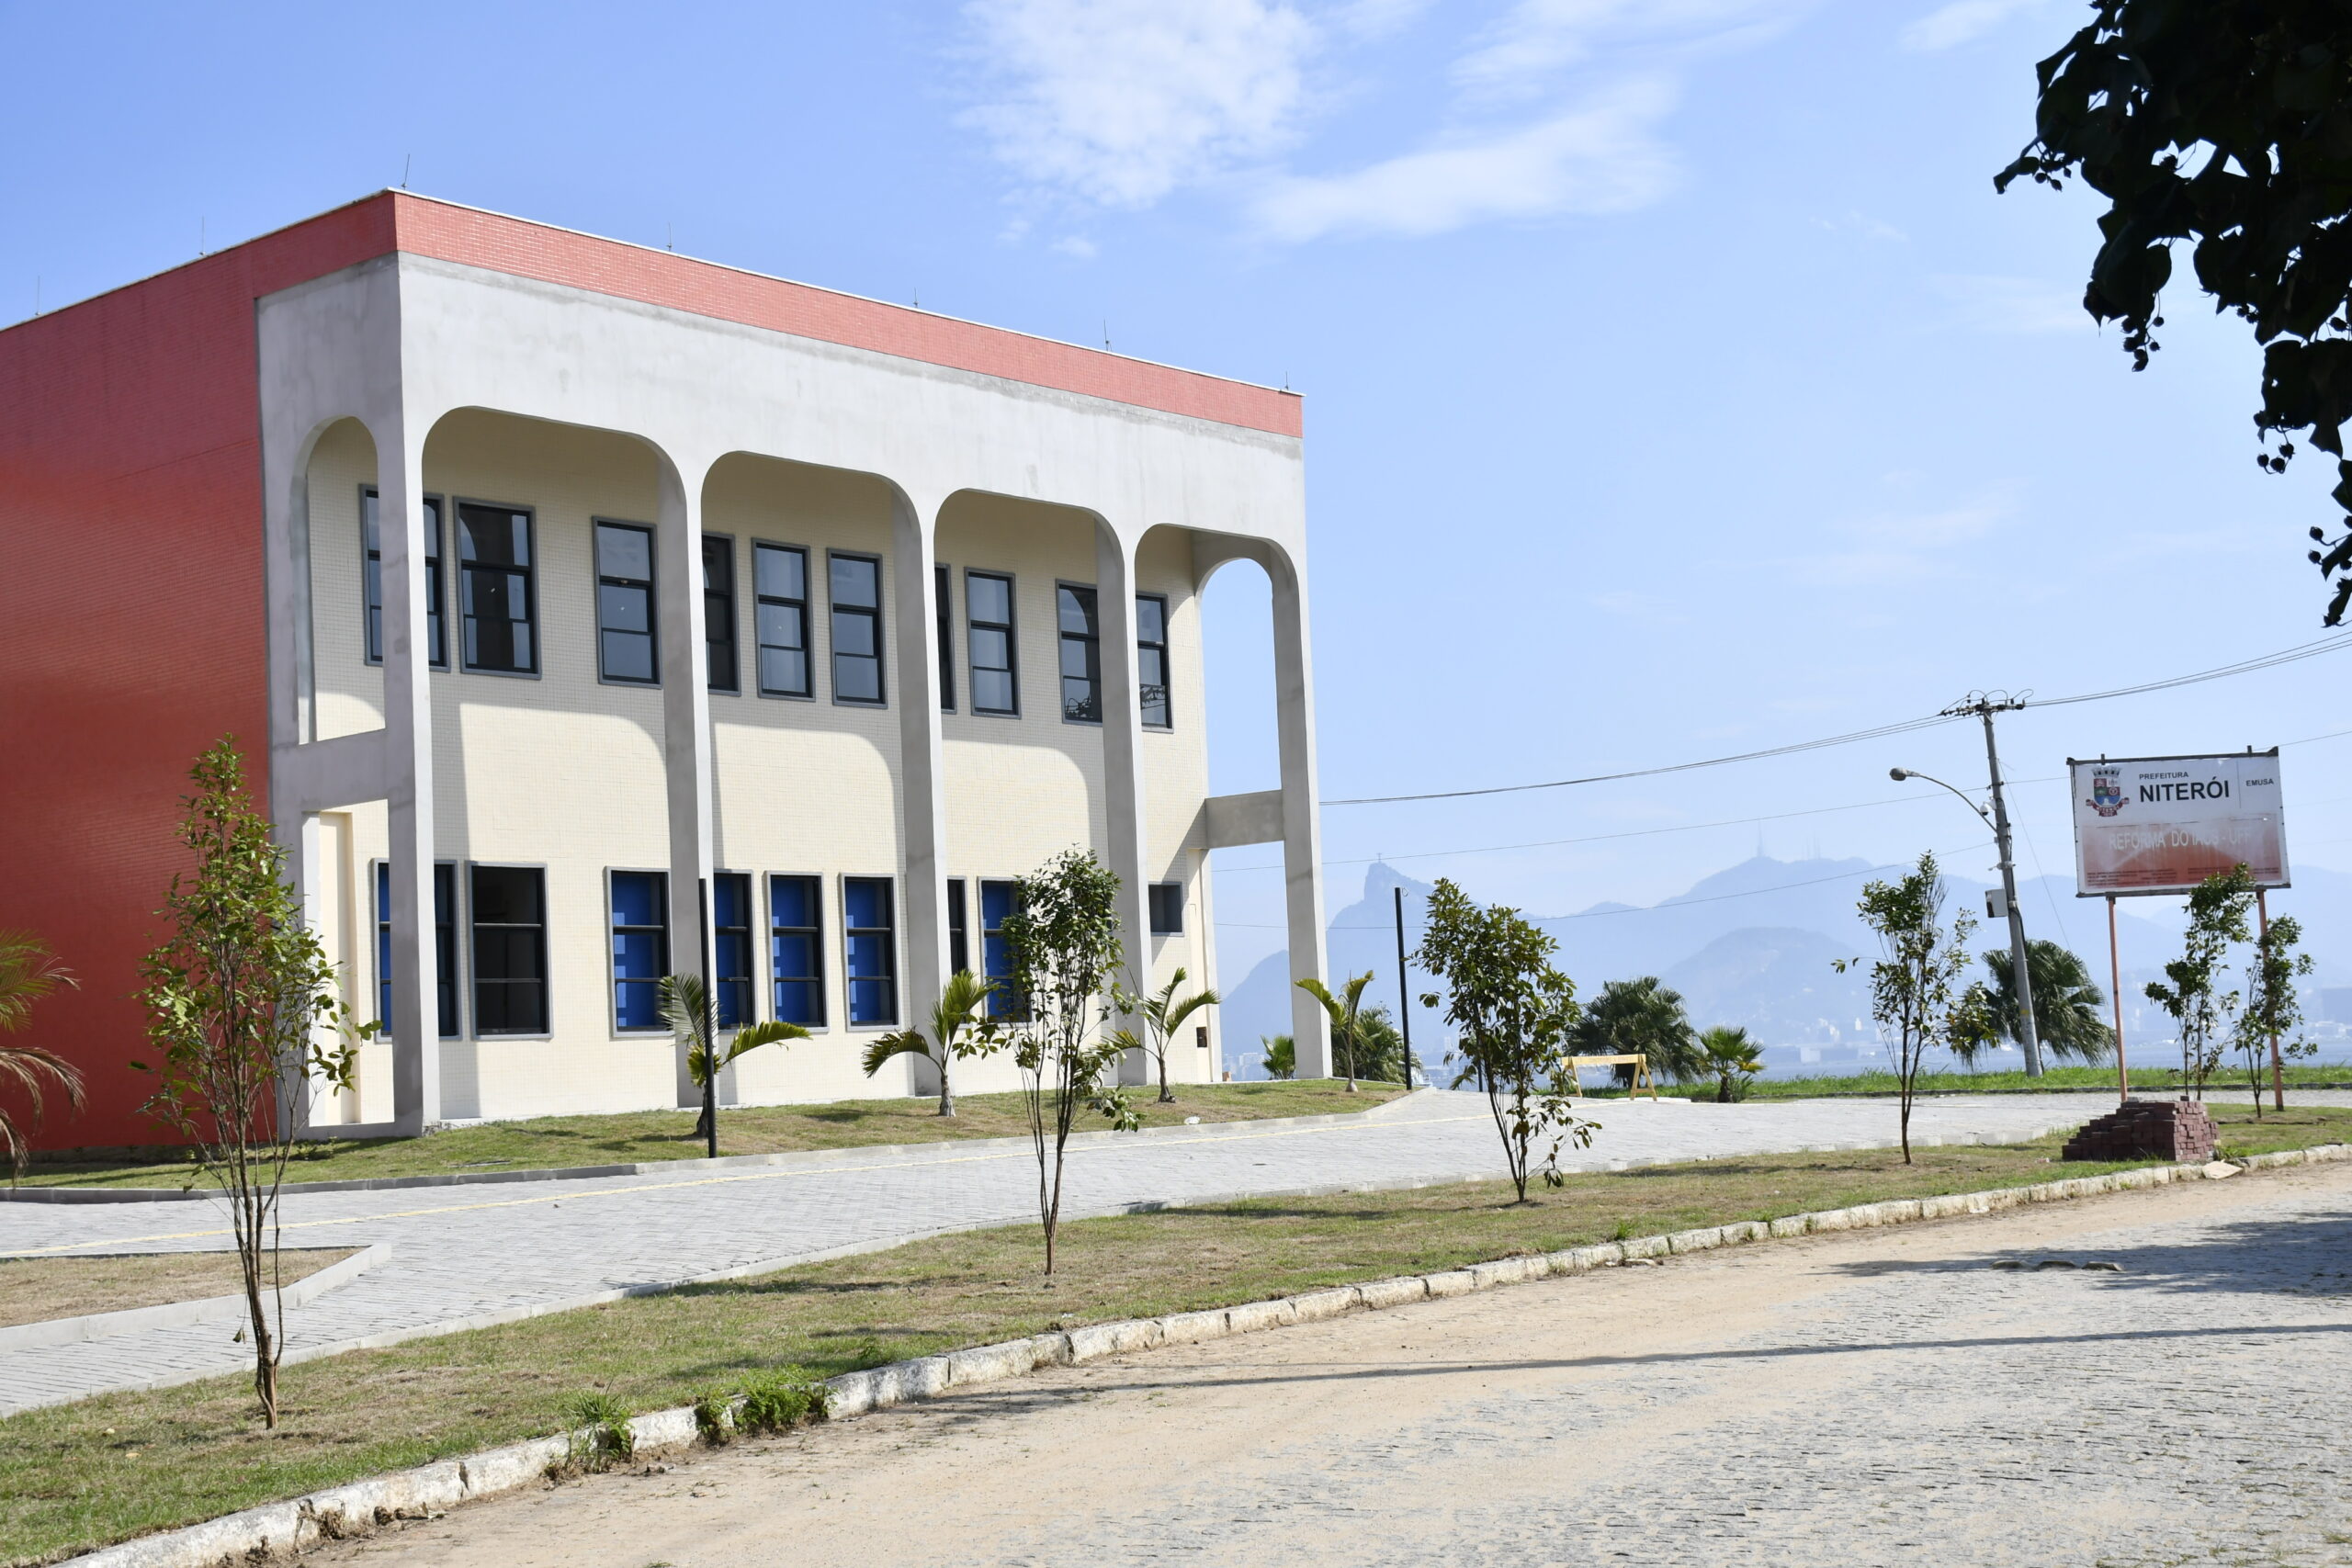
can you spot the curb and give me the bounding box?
[0,1246,390,1355]
[8,1091,1438,1205]
[59,1140,2352,1568]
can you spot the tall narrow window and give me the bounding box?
[713,872,753,1029]
[843,876,897,1025]
[374,862,458,1037]
[457,502,537,675]
[769,874,824,1025]
[594,522,658,685]
[470,865,548,1033]
[1149,881,1184,935]
[705,536,739,694]
[1136,593,1171,729]
[362,490,447,668]
[980,878,1022,1018]
[609,871,669,1031]
[1058,584,1100,722]
[936,563,955,712]
[946,878,969,976]
[831,553,885,705]
[753,543,811,698]
[967,571,1017,716]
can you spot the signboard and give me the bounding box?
[2069,750,2288,897]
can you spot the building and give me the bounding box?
[0,192,1331,1148]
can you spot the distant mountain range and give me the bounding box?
[1216,853,2352,1080]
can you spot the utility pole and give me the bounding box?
[1394,886,1417,1089]
[1950,693,2044,1078]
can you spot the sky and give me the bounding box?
[6,0,2347,985]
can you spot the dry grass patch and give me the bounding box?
[0,1251,352,1331]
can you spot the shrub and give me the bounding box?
[737,1366,831,1434]
[561,1391,636,1472]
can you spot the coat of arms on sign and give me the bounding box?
[2088,769,2126,818]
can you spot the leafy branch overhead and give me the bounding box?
[1998,5,2352,620]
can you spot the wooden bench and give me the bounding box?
[1561,1053,1659,1101]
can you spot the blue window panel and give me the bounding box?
[713,872,753,1029]
[609,871,669,1032]
[842,876,896,1027]
[769,875,824,1026]
[979,879,1020,1018]
[374,862,458,1037]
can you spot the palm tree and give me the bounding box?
[0,931,85,1177]
[1353,1003,1409,1086]
[662,974,811,1145]
[1699,1025,1765,1103]
[1297,971,1375,1091]
[1570,977,1703,1088]
[1982,941,2114,1065]
[1121,967,1220,1103]
[1261,1034,1295,1080]
[864,968,998,1115]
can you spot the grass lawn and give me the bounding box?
[19,1080,1407,1191]
[1672,1064,2352,1101]
[7,1101,2346,1563]
[0,1252,350,1331]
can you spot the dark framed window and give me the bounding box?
[831,551,885,705]
[769,874,824,1025]
[594,522,658,685]
[843,876,897,1025]
[705,536,740,694]
[753,543,812,698]
[374,861,458,1037]
[1148,882,1184,935]
[936,563,955,712]
[609,870,669,1032]
[967,571,1017,716]
[946,878,968,976]
[1136,593,1171,729]
[980,878,1022,1019]
[470,864,548,1033]
[361,489,447,668]
[457,502,537,675]
[713,872,753,1029]
[1058,584,1100,723]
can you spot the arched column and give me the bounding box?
[1093,521,1152,1063]
[659,449,718,1106]
[893,487,952,1077]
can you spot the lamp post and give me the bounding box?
[1890,759,2046,1077]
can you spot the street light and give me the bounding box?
[1889,757,2046,1077]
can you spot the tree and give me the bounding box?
[1415,879,1596,1202]
[663,974,810,1148]
[1002,848,1138,1274]
[1840,853,1996,1163]
[863,968,1000,1116]
[134,739,362,1427]
[1117,967,1219,1104]
[1699,1025,1765,1103]
[1296,971,1375,1092]
[1981,941,2115,1065]
[1997,5,2352,622]
[1353,1003,1409,1086]
[1571,976,1702,1088]
[2235,901,2314,1117]
[0,931,85,1177]
[1260,1034,1295,1080]
[2144,866,2256,1099]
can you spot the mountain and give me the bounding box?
[1661,927,1872,1042]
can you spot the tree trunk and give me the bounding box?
[938,1053,955,1116]
[1157,1046,1174,1103]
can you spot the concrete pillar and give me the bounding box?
[1093,523,1152,1083]
[657,456,717,1107]
[1267,547,1331,1078]
[891,490,950,1081]
[372,412,441,1133]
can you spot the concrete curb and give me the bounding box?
[0,1246,390,1355]
[60,1141,2351,1568]
[8,1091,1438,1205]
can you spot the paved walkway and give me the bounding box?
[0,1091,2229,1414]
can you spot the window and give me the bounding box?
[935,563,955,712]
[1136,593,1171,729]
[967,571,1017,716]
[374,862,458,1037]
[470,865,548,1033]
[457,502,537,675]
[843,876,897,1025]
[769,874,824,1025]
[1057,585,1101,722]
[705,536,739,694]
[753,543,811,698]
[713,873,753,1029]
[1149,881,1184,936]
[980,878,1021,1018]
[946,878,968,976]
[831,553,885,705]
[594,522,658,685]
[609,871,669,1031]
[361,490,447,668]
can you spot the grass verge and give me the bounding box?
[1715,1065,2352,1100]
[6,1101,2346,1564]
[0,1252,351,1332]
[21,1080,1407,1190]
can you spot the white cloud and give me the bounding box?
[1453,0,1812,100]
[1931,273,2092,334]
[1899,0,2049,52]
[961,0,1317,209]
[1050,234,1100,259]
[1248,77,1679,242]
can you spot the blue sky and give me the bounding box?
[8,0,2346,981]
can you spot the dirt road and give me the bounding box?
[317,1164,2352,1567]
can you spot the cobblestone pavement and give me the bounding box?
[314,1162,2352,1568]
[0,1091,2278,1415]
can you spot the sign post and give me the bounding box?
[2108,894,2127,1103]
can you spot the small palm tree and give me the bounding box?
[0,931,85,1178]
[1297,971,1375,1091]
[1699,1025,1766,1103]
[662,974,811,1147]
[1982,940,2115,1065]
[1261,1033,1295,1080]
[864,968,999,1116]
[1571,977,1703,1087]
[1119,967,1220,1103]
